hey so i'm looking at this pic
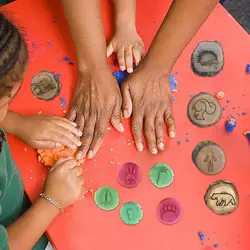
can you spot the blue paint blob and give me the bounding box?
[55,74,61,79]
[68,62,74,65]
[177,141,181,145]
[185,138,190,143]
[243,130,250,144]
[242,112,247,116]
[63,57,70,61]
[32,42,37,47]
[225,116,236,132]
[214,244,219,248]
[169,74,177,92]
[198,231,205,241]
[246,64,250,73]
[113,70,128,86]
[61,101,66,107]
[59,97,65,101]
[172,95,175,101]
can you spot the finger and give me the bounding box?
[155,111,165,151]
[60,159,77,170]
[138,43,145,56]
[164,110,176,138]
[125,47,133,73]
[50,157,72,171]
[131,112,144,152]
[144,113,158,154]
[52,126,82,148]
[132,46,142,66]
[76,115,85,131]
[78,176,85,186]
[46,130,81,149]
[107,43,114,58]
[34,140,57,149]
[117,48,126,71]
[121,83,132,119]
[111,101,124,133]
[80,186,87,199]
[77,119,95,159]
[66,107,77,122]
[53,116,77,127]
[53,119,83,138]
[72,166,83,176]
[87,117,108,159]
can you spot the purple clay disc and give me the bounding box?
[157,198,183,225]
[116,162,142,188]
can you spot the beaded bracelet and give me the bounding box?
[40,193,63,212]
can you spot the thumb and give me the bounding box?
[107,43,114,58]
[111,101,124,133]
[121,83,132,119]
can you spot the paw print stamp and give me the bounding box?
[117,162,142,188]
[157,198,183,225]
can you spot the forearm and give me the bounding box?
[61,0,108,71]
[145,0,219,73]
[0,111,21,136]
[113,0,136,29]
[7,197,59,250]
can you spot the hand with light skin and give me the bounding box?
[0,111,82,149]
[107,0,144,72]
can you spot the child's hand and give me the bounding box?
[107,27,144,73]
[15,115,82,149]
[43,158,86,209]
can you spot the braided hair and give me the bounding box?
[0,13,28,97]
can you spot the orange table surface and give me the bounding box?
[2,0,250,250]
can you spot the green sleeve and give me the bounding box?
[0,225,9,250]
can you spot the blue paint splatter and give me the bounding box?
[47,41,52,47]
[198,231,205,241]
[68,62,74,65]
[61,101,66,107]
[172,95,175,101]
[169,74,177,92]
[246,64,250,73]
[55,74,61,79]
[213,244,219,248]
[226,100,230,103]
[242,112,247,116]
[63,57,70,61]
[177,141,181,145]
[60,97,65,101]
[243,130,250,144]
[225,116,236,132]
[32,42,37,47]
[185,138,190,143]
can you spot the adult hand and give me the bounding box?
[15,115,82,149]
[44,158,86,209]
[107,27,144,73]
[121,63,176,154]
[67,68,124,159]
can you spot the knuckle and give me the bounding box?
[132,122,142,133]
[94,129,105,139]
[144,126,155,133]
[155,120,164,129]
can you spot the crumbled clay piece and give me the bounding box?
[246,64,250,73]
[120,202,143,225]
[216,91,225,99]
[225,116,236,132]
[37,146,85,167]
[243,130,250,143]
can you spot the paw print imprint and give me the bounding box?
[101,190,112,205]
[161,204,177,220]
[123,164,137,185]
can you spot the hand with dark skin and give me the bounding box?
[122,0,219,154]
[61,0,124,160]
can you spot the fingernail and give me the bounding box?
[72,122,77,127]
[127,68,133,73]
[119,123,124,132]
[120,66,126,71]
[72,145,76,149]
[151,147,158,155]
[76,152,82,159]
[158,142,165,151]
[169,131,176,138]
[87,150,94,159]
[77,141,82,146]
[55,143,62,148]
[123,110,129,119]
[138,143,143,152]
[78,131,83,137]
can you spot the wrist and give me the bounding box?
[77,59,109,75]
[36,196,61,216]
[115,20,136,32]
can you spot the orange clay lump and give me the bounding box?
[38,146,85,167]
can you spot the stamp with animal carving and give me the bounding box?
[187,92,222,127]
[204,180,239,215]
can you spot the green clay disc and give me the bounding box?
[94,186,120,211]
[149,163,174,188]
[120,202,143,225]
